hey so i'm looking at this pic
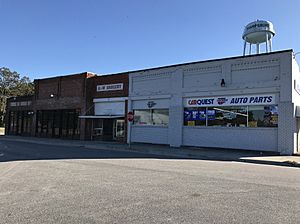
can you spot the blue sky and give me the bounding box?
[1,0,300,80]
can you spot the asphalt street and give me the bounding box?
[0,140,300,224]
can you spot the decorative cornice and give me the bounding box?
[231,58,280,71]
[183,65,222,74]
[132,71,172,82]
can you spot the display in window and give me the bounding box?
[207,110,215,120]
[184,108,206,126]
[187,121,195,126]
[184,110,202,121]
[248,105,278,127]
[264,106,278,126]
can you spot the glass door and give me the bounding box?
[113,119,125,139]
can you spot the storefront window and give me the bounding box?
[207,106,247,127]
[53,111,61,137]
[134,109,169,126]
[248,105,278,127]
[183,105,278,128]
[36,109,80,138]
[152,109,169,125]
[134,110,151,125]
[36,111,42,133]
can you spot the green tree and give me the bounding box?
[0,67,34,126]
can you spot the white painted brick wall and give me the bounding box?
[131,126,168,144]
[129,50,299,155]
[183,127,277,151]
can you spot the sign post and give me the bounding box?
[127,111,134,148]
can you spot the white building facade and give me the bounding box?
[127,50,300,155]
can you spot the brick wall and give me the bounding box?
[33,72,96,139]
[85,73,129,115]
[84,73,129,141]
[87,73,128,98]
[34,73,93,110]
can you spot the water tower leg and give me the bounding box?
[243,41,246,56]
[269,38,272,52]
[256,44,259,54]
[265,33,268,53]
[249,44,252,55]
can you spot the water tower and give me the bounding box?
[242,20,275,56]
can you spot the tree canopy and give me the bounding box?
[0,67,34,126]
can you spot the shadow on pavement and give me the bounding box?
[0,137,299,168]
[0,140,174,162]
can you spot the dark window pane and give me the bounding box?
[61,110,68,137]
[53,110,61,137]
[47,111,54,137]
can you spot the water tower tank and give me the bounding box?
[242,20,275,55]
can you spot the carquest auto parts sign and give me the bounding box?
[184,94,276,107]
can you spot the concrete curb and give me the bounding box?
[239,158,300,168]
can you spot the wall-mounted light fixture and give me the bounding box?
[50,94,55,98]
[220,79,225,87]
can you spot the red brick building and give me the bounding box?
[82,72,129,141]
[5,72,129,142]
[33,72,95,139]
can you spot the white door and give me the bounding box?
[113,119,125,139]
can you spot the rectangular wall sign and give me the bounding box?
[97,83,123,92]
[184,94,276,107]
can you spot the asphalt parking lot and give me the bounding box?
[0,140,300,224]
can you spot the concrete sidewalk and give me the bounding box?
[0,135,299,167]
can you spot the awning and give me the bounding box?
[79,115,124,119]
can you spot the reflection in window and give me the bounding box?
[134,109,169,126]
[183,105,278,128]
[208,107,247,127]
[35,109,80,138]
[152,109,169,125]
[248,105,278,127]
[93,119,103,136]
[134,110,151,125]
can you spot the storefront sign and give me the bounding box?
[184,94,276,107]
[147,101,156,108]
[97,83,123,92]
